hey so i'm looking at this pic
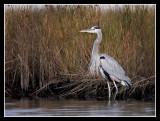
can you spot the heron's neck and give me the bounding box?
[91,31,102,56]
[90,31,102,74]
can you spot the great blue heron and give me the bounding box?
[80,26,132,100]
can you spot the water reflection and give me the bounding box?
[5,97,155,116]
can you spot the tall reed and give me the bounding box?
[5,5,155,100]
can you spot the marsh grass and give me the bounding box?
[5,5,155,101]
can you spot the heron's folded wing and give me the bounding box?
[100,54,128,81]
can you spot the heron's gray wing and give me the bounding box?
[100,54,129,81]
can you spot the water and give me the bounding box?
[5,97,155,117]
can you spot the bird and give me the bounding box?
[80,26,132,100]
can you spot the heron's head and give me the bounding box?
[80,26,101,34]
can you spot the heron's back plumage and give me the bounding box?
[99,54,132,89]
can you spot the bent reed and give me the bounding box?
[5,5,155,101]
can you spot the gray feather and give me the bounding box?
[100,54,132,87]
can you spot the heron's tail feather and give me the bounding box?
[121,80,132,89]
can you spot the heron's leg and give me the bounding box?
[112,79,118,100]
[107,81,111,100]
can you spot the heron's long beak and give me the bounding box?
[79,29,92,33]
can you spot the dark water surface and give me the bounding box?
[5,97,155,116]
